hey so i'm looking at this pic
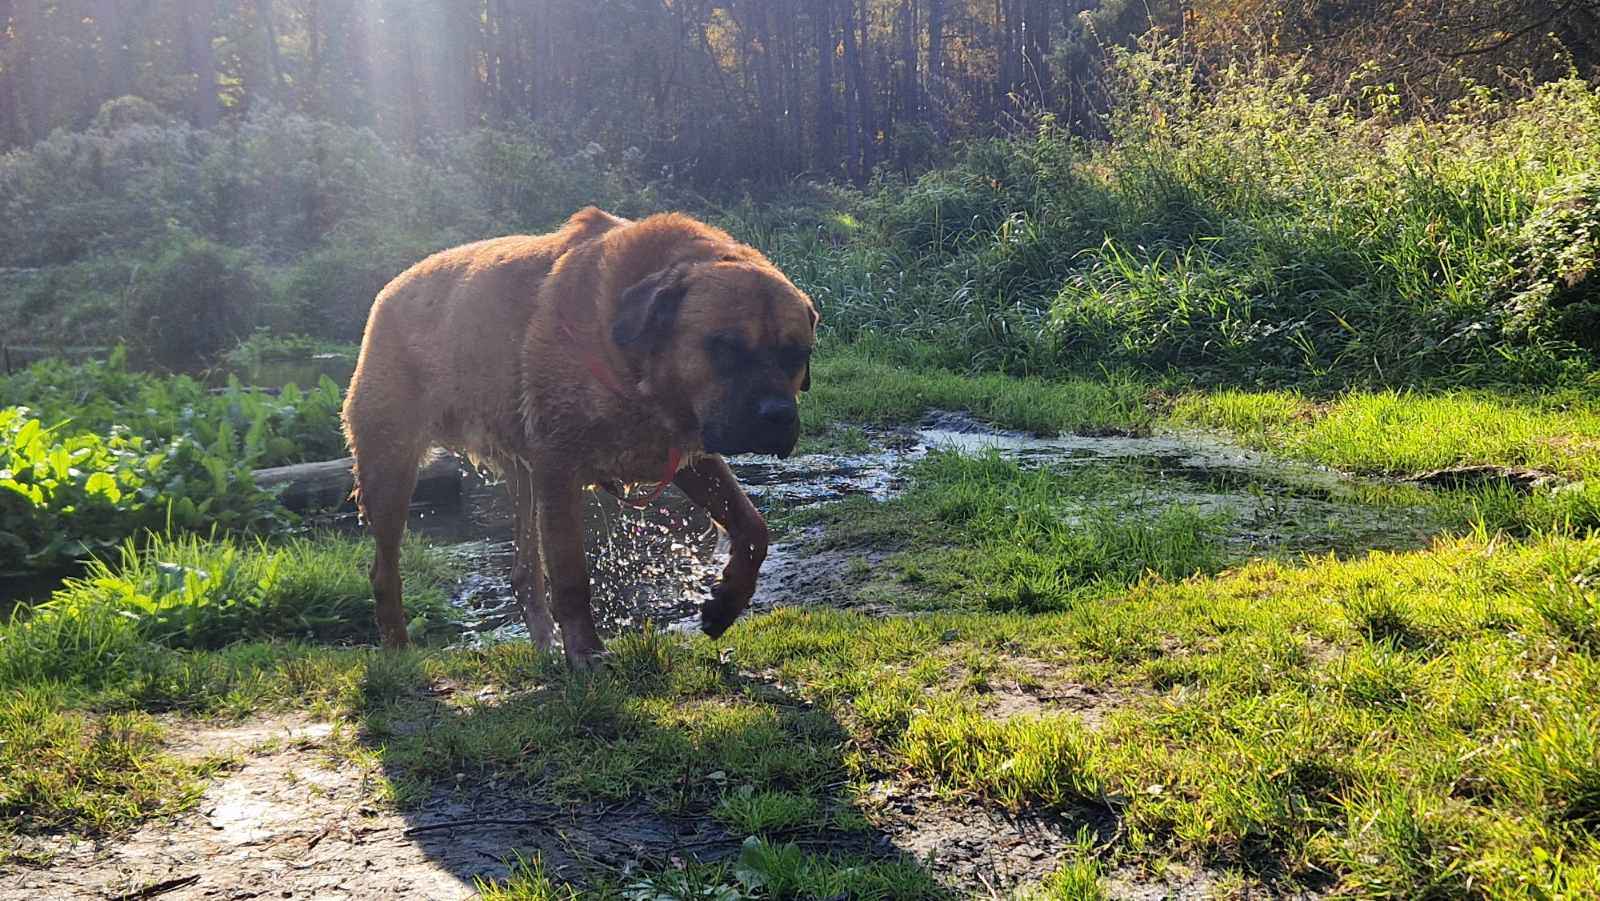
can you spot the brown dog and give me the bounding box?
[341,208,818,667]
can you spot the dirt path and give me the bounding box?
[7,711,1134,899]
[11,717,757,899]
[9,718,501,900]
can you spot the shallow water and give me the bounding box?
[218,354,357,390]
[348,412,1434,645]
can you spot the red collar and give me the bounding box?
[561,318,684,508]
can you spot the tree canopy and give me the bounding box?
[4,1,1597,188]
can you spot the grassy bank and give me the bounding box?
[1174,388,1600,479]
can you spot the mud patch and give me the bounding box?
[1405,464,1563,492]
[1099,863,1228,900]
[979,681,1135,731]
[749,527,898,611]
[1100,862,1325,900]
[863,783,1112,894]
[160,716,336,760]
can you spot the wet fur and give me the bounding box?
[341,207,818,662]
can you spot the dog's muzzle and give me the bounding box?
[704,394,801,458]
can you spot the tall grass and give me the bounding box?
[0,532,462,694]
[731,46,1600,390]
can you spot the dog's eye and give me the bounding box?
[707,335,746,373]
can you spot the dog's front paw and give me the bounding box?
[564,645,612,672]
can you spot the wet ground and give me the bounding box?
[341,412,1437,644]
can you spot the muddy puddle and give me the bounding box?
[327,412,1433,645]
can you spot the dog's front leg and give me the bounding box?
[535,469,606,669]
[673,455,769,638]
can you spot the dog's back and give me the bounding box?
[343,207,627,466]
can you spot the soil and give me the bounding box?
[861,783,1115,892]
[978,677,1138,731]
[750,528,898,611]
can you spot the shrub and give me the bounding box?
[0,407,290,572]
[0,534,462,692]
[127,235,270,368]
[278,235,437,340]
[0,350,347,468]
[1501,171,1600,354]
[1039,53,1600,386]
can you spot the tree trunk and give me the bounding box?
[926,0,943,136]
[0,0,20,145]
[531,0,561,121]
[898,0,916,126]
[306,0,322,115]
[1022,0,1050,107]
[14,0,46,141]
[253,0,286,101]
[100,0,134,100]
[401,7,425,141]
[839,0,863,182]
[488,0,510,120]
[752,2,784,178]
[851,0,876,176]
[253,453,463,512]
[184,0,219,127]
[814,0,835,175]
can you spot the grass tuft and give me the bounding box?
[0,686,212,834]
[901,707,1102,812]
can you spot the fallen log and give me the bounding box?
[252,452,465,512]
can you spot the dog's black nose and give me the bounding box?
[757,397,798,427]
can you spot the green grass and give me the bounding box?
[477,839,946,900]
[901,708,1102,811]
[1173,388,1600,479]
[1172,387,1600,534]
[805,346,1154,439]
[0,532,463,707]
[1016,829,1107,901]
[718,534,1600,896]
[778,450,1232,613]
[0,688,217,835]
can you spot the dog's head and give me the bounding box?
[612,252,818,458]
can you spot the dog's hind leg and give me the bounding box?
[673,456,769,638]
[506,460,556,651]
[345,404,427,649]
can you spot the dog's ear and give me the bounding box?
[801,302,818,391]
[613,266,690,350]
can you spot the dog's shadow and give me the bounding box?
[355,635,938,896]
